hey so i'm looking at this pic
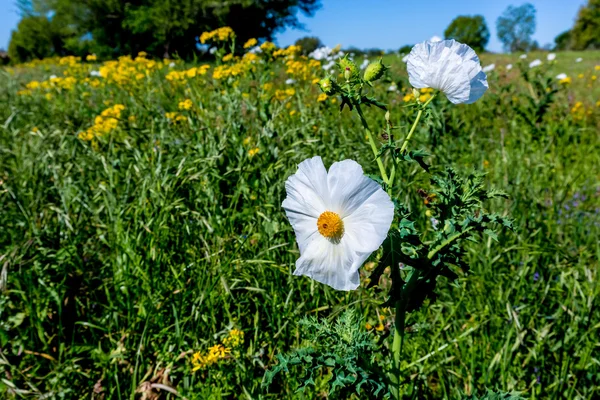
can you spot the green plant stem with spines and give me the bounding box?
[399,93,436,154]
[355,102,389,186]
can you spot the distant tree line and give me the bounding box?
[554,0,600,50]
[7,0,320,63]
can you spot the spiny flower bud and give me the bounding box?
[344,67,351,81]
[338,55,358,80]
[364,58,387,82]
[318,76,337,95]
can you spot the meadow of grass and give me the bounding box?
[0,42,599,399]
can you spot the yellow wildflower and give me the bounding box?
[222,329,244,348]
[248,147,260,157]
[86,54,97,61]
[317,93,328,102]
[243,38,258,49]
[178,99,193,110]
[222,53,234,62]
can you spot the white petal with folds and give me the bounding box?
[407,39,488,104]
[283,157,394,291]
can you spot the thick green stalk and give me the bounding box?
[355,103,389,184]
[389,269,421,398]
[399,94,436,154]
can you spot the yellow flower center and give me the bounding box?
[317,211,344,240]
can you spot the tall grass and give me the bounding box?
[0,50,598,399]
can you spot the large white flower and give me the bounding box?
[282,156,394,291]
[406,39,488,104]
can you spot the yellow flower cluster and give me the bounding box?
[571,101,591,121]
[274,88,295,101]
[166,112,187,122]
[243,38,258,49]
[191,329,244,371]
[403,87,434,103]
[274,45,302,59]
[18,76,78,96]
[165,65,211,83]
[178,99,193,110]
[191,344,231,371]
[199,27,235,44]
[86,54,97,62]
[285,57,321,81]
[98,53,159,85]
[559,76,572,85]
[79,104,125,141]
[260,41,277,53]
[222,329,245,348]
[212,59,255,80]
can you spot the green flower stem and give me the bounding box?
[355,103,389,185]
[390,268,421,399]
[398,94,436,155]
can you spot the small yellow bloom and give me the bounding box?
[375,324,385,332]
[578,73,584,79]
[222,53,234,62]
[365,323,373,330]
[178,99,193,110]
[595,65,600,71]
[243,38,258,49]
[317,93,328,102]
[86,54,97,61]
[248,147,260,157]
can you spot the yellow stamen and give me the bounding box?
[317,211,344,240]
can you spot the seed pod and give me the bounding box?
[364,59,387,82]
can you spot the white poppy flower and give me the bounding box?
[547,53,556,61]
[529,59,542,68]
[520,54,528,59]
[556,73,568,80]
[575,57,583,63]
[282,156,394,291]
[406,39,488,104]
[506,64,513,70]
[483,64,496,72]
[388,84,398,92]
[285,78,296,85]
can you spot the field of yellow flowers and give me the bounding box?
[0,28,599,399]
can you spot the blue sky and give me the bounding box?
[0,0,586,52]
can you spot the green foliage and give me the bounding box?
[263,310,386,397]
[8,16,56,63]
[466,389,526,400]
[554,30,572,51]
[15,0,321,59]
[496,3,537,52]
[444,15,490,53]
[570,0,600,50]
[294,36,323,55]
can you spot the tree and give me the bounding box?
[8,15,55,62]
[496,3,536,52]
[294,36,323,55]
[16,0,322,59]
[554,30,572,50]
[444,15,490,52]
[570,0,600,50]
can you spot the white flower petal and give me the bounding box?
[293,234,369,291]
[343,191,394,253]
[407,39,488,104]
[282,157,395,291]
[326,160,384,217]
